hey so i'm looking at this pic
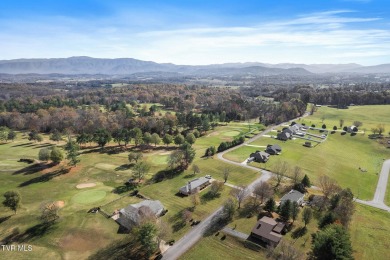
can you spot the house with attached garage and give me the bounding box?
[179,177,211,196]
[249,151,270,163]
[114,200,164,231]
[249,216,285,247]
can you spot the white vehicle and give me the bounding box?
[205,175,212,179]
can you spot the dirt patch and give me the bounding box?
[59,229,107,252]
[207,132,220,137]
[55,201,65,208]
[76,183,96,189]
[159,152,171,155]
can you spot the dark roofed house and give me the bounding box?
[179,177,211,196]
[250,151,270,163]
[115,200,164,230]
[250,216,285,247]
[280,189,304,206]
[266,144,282,155]
[277,131,291,141]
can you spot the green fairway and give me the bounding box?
[72,190,107,204]
[222,130,242,137]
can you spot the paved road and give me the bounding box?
[162,115,311,259]
[162,206,223,260]
[355,159,390,212]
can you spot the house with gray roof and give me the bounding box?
[280,189,304,206]
[115,200,164,230]
[250,216,285,247]
[179,177,211,196]
[249,151,270,163]
[265,144,282,155]
[277,131,291,141]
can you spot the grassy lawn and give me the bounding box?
[350,204,390,260]
[180,234,266,260]
[224,121,390,201]
[301,105,390,132]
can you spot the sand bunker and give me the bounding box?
[76,183,97,189]
[55,201,65,208]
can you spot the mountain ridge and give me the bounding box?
[0,56,388,75]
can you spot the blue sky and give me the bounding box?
[0,0,389,65]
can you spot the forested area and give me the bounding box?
[0,83,307,135]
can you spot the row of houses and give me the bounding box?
[249,144,282,163]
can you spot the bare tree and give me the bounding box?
[269,240,304,260]
[377,124,385,136]
[182,209,192,222]
[292,166,303,185]
[273,161,290,187]
[318,175,341,200]
[157,220,172,245]
[353,121,363,127]
[191,164,200,175]
[230,185,249,209]
[191,192,200,208]
[339,119,344,128]
[253,181,273,204]
[223,167,230,183]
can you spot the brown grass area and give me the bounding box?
[59,229,108,252]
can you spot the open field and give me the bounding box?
[350,204,390,260]
[302,105,390,132]
[224,106,390,201]
[180,233,266,260]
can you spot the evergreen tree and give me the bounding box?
[64,137,80,166]
[50,129,62,143]
[264,197,276,213]
[301,174,311,187]
[291,201,300,224]
[279,200,292,221]
[310,224,353,260]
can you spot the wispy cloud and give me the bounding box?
[0,10,389,65]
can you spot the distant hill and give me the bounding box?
[0,56,388,75]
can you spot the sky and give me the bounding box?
[0,0,389,65]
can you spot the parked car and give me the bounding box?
[205,175,212,179]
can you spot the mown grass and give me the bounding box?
[350,204,390,260]
[224,112,390,201]
[302,105,390,132]
[180,233,266,260]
